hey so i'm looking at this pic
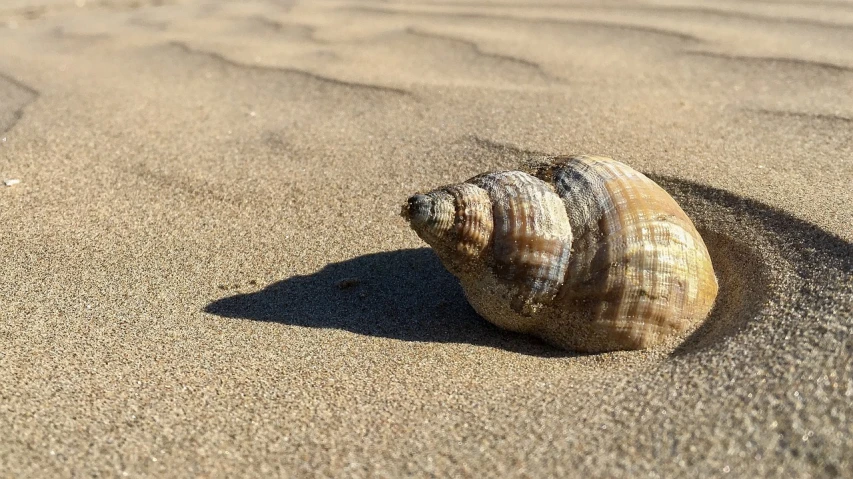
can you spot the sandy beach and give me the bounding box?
[1,0,851,476]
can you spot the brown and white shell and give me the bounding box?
[401,155,718,353]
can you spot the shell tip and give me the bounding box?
[401,194,431,226]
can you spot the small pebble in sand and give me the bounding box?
[3,179,21,187]
[337,278,360,290]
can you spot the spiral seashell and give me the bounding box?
[401,155,719,353]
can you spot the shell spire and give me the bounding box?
[402,155,719,353]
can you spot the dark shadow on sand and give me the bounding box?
[650,175,853,356]
[205,174,852,357]
[204,247,569,357]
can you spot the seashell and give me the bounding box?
[401,155,719,353]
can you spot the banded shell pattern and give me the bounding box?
[402,155,719,353]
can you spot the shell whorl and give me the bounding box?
[468,171,573,314]
[403,155,719,353]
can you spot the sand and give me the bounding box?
[1,0,851,476]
